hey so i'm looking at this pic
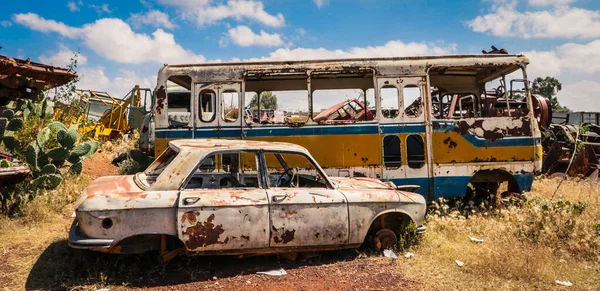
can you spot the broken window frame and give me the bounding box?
[181,150,262,190]
[166,75,192,128]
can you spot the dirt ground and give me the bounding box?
[82,150,119,178]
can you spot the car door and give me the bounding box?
[262,151,349,247]
[177,151,270,252]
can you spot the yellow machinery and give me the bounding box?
[71,85,152,141]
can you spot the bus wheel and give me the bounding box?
[373,228,397,251]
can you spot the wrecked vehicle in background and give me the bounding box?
[0,54,77,210]
[69,139,426,259]
[542,112,600,180]
[313,98,373,123]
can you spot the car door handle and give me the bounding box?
[183,197,201,205]
[271,194,288,202]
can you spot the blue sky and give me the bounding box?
[1,0,599,111]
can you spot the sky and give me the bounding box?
[1,0,600,111]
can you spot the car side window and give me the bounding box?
[183,151,260,189]
[263,152,327,188]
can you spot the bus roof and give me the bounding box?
[158,54,529,86]
[160,54,528,71]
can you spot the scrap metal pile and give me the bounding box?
[0,54,77,102]
[0,53,78,191]
[542,112,600,181]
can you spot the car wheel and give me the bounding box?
[373,228,398,251]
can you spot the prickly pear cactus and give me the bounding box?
[46,147,69,163]
[40,164,57,175]
[69,160,83,175]
[31,174,63,190]
[25,144,39,170]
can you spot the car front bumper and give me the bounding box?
[68,219,114,250]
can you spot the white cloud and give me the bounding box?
[0,20,12,27]
[90,3,112,14]
[523,40,600,79]
[558,80,600,111]
[67,1,80,12]
[227,25,284,47]
[520,50,562,79]
[129,10,176,30]
[161,0,285,27]
[39,44,88,67]
[13,13,205,64]
[76,67,155,97]
[12,13,81,38]
[313,0,329,8]
[528,0,575,6]
[252,40,457,61]
[158,0,210,6]
[468,1,600,38]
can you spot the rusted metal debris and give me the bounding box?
[542,123,600,180]
[313,98,374,123]
[0,152,32,211]
[0,54,77,101]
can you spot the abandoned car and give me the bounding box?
[69,139,426,258]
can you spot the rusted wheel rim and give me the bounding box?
[374,229,398,251]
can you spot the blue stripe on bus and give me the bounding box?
[155,124,427,139]
[155,124,534,147]
[389,173,534,200]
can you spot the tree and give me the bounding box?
[249,91,278,111]
[532,76,570,113]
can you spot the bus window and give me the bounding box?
[199,89,216,122]
[381,86,399,119]
[407,134,425,168]
[365,88,376,118]
[312,89,373,123]
[383,135,402,168]
[245,90,309,124]
[434,93,478,119]
[167,76,191,127]
[243,91,257,124]
[222,90,239,123]
[403,85,422,118]
[483,71,529,118]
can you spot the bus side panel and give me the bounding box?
[430,116,538,199]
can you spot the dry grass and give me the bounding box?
[1,175,599,290]
[398,176,600,290]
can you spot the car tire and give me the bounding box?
[373,228,398,251]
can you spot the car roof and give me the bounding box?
[169,139,310,154]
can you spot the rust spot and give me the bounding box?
[272,226,296,244]
[182,211,198,224]
[432,121,441,130]
[156,85,166,114]
[279,209,298,218]
[443,137,457,148]
[183,214,229,249]
[241,235,250,240]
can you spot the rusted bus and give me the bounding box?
[70,139,426,257]
[143,53,541,201]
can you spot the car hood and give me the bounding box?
[75,175,177,212]
[330,177,425,204]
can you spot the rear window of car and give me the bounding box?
[145,147,178,176]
